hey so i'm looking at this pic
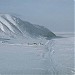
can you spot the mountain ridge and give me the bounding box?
[0,14,56,41]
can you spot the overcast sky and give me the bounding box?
[0,0,74,32]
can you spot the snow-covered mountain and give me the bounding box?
[0,14,56,44]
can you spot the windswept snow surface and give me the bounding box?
[0,32,74,75]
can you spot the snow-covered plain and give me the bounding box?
[0,32,74,75]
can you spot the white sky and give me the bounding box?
[0,0,74,32]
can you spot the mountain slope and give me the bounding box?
[0,14,56,43]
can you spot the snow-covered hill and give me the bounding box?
[0,14,56,44]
